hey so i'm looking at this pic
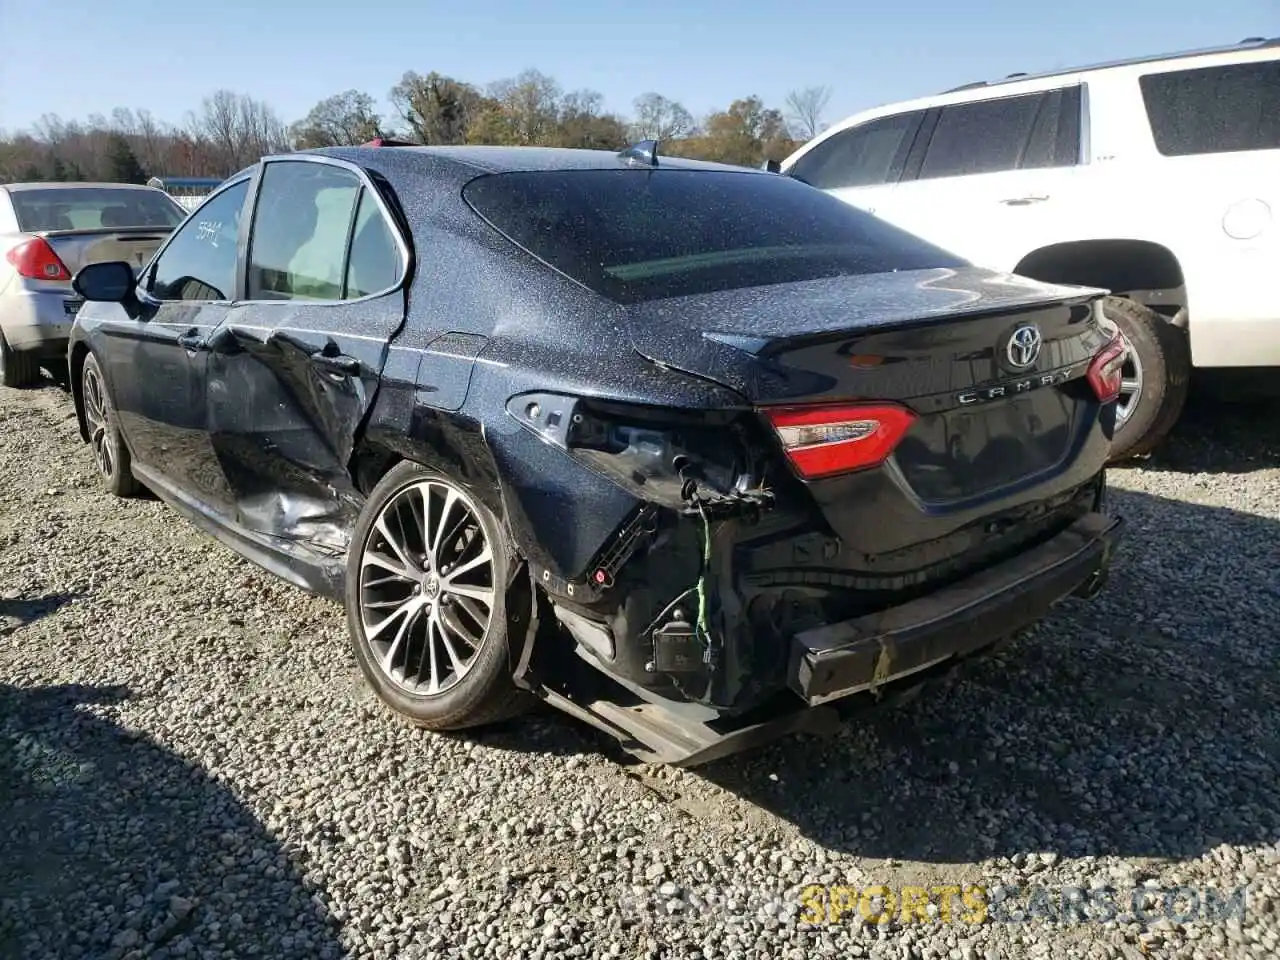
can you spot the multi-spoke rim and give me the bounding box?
[82,364,115,480]
[1115,331,1144,428]
[358,479,496,696]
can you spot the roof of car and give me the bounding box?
[2,181,167,191]
[302,144,765,176]
[941,35,1279,93]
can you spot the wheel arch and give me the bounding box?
[1013,239,1188,323]
[348,408,510,534]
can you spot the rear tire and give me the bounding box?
[1102,295,1191,462]
[81,351,140,497]
[0,330,39,388]
[345,461,532,731]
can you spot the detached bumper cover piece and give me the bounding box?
[789,512,1124,706]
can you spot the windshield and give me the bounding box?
[462,168,966,304]
[11,187,187,232]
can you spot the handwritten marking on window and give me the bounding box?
[196,219,223,247]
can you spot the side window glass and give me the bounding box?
[918,92,1047,180]
[149,180,249,302]
[789,112,922,190]
[1140,61,1280,156]
[345,188,403,298]
[1022,86,1083,169]
[247,161,361,301]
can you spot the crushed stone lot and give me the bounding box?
[1,380,1278,960]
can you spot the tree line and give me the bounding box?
[0,69,835,183]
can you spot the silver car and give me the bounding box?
[0,182,187,387]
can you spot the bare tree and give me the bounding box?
[630,92,694,142]
[488,68,562,144]
[784,86,833,140]
[132,109,168,174]
[187,90,288,173]
[290,89,382,148]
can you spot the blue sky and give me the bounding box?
[0,0,1272,134]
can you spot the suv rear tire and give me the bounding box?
[1103,295,1191,462]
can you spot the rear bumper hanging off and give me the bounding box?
[789,511,1125,706]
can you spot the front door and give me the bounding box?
[97,176,252,511]
[204,157,409,555]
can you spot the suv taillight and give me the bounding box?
[764,403,917,479]
[1086,335,1127,404]
[6,237,71,281]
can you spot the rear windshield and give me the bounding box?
[11,188,187,232]
[462,169,965,304]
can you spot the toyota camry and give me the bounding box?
[67,140,1126,764]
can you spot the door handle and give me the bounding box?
[310,350,360,375]
[177,331,206,352]
[1000,195,1050,206]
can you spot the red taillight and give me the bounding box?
[1086,335,1127,404]
[362,137,415,147]
[764,403,917,479]
[6,237,71,281]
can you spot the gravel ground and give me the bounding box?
[1,380,1278,960]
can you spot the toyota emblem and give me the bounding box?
[1006,325,1042,368]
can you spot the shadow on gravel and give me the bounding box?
[1128,393,1280,474]
[698,486,1280,865]
[0,593,82,634]
[0,683,345,960]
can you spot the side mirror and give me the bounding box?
[763,159,782,174]
[73,261,137,303]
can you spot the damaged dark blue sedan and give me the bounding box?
[67,141,1126,764]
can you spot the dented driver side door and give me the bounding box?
[203,156,409,556]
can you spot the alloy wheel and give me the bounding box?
[82,364,116,480]
[1114,330,1144,429]
[357,479,496,696]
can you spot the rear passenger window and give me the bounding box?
[1021,86,1082,169]
[789,111,924,189]
[1140,61,1280,157]
[918,91,1048,180]
[247,161,403,301]
[248,161,358,301]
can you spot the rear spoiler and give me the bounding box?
[36,225,174,239]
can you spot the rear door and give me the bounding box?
[784,109,927,217]
[204,156,409,551]
[875,85,1088,271]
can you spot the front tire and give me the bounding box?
[81,351,140,497]
[1102,295,1191,462]
[0,330,39,388]
[345,461,531,731]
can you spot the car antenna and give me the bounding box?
[618,139,660,168]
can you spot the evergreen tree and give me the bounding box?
[106,134,147,183]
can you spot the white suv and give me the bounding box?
[780,37,1279,460]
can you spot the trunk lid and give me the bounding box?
[40,226,172,277]
[625,265,1113,557]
